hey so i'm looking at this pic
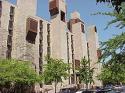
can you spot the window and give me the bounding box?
[94,26,97,32]
[49,0,59,16]
[26,18,38,44]
[81,24,85,33]
[61,11,65,22]
[39,20,43,77]
[67,21,72,31]
[47,24,51,58]
[71,74,75,84]
[6,6,15,59]
[26,31,37,44]
[75,59,80,69]
[97,49,101,58]
[0,1,2,17]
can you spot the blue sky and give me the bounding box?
[9,0,125,42]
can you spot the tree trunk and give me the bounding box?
[55,80,57,93]
[86,83,88,90]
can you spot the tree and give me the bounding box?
[96,0,125,13]
[95,0,125,65]
[94,0,125,61]
[0,59,40,93]
[42,57,69,93]
[95,0,125,85]
[97,52,125,85]
[78,57,94,90]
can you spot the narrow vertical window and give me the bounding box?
[0,1,2,17]
[81,24,85,33]
[47,24,51,59]
[97,49,101,58]
[0,1,2,26]
[39,20,43,87]
[61,11,65,22]
[66,32,70,84]
[49,0,59,16]
[94,26,97,32]
[75,59,80,69]
[6,6,15,59]
[71,35,75,84]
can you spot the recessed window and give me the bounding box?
[94,26,97,33]
[49,0,59,16]
[26,31,37,44]
[75,59,80,69]
[81,24,85,33]
[97,49,101,58]
[61,11,65,22]
[0,1,2,17]
[26,18,38,44]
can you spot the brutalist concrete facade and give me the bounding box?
[0,0,102,92]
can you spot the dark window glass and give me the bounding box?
[81,24,85,33]
[75,59,80,69]
[26,18,38,44]
[97,49,101,58]
[26,31,37,44]
[61,11,65,22]
[0,1,2,17]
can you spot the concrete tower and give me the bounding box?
[70,11,88,84]
[71,11,88,62]
[87,25,102,86]
[49,0,68,62]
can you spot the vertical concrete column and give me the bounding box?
[49,0,67,63]
[49,0,68,90]
[87,25,102,86]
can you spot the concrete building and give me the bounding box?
[0,0,102,92]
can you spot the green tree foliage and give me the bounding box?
[42,57,69,93]
[98,53,125,85]
[94,3,125,29]
[95,0,125,85]
[100,32,125,62]
[96,0,125,13]
[96,0,125,29]
[0,59,40,93]
[78,57,94,89]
